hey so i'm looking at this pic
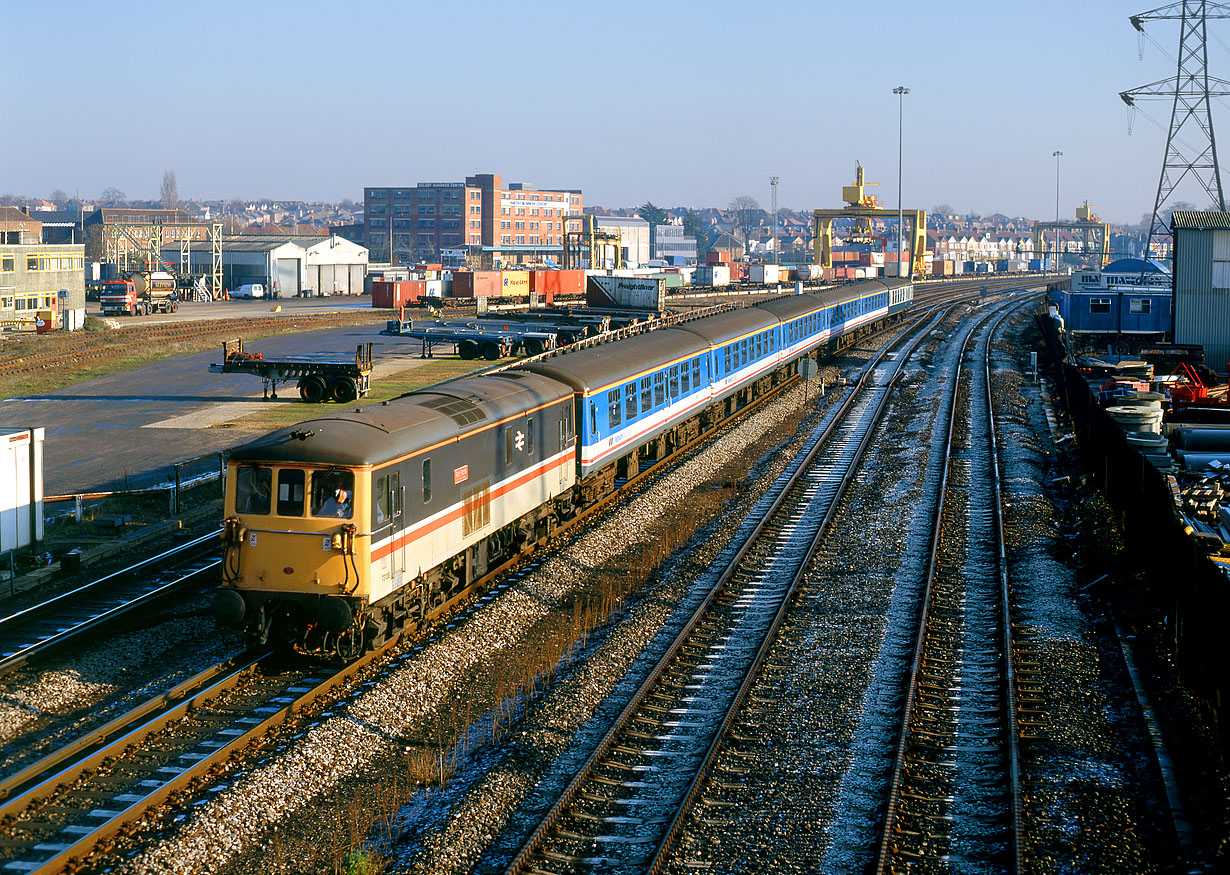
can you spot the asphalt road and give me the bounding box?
[0,300,435,496]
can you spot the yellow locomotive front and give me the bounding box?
[216,453,376,660]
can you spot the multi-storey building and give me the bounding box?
[0,208,85,326]
[365,173,581,265]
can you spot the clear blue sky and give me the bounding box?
[4,0,1227,225]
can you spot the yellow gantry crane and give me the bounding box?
[1031,201,1110,267]
[813,164,927,278]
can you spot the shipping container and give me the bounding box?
[728,262,747,283]
[706,250,732,265]
[694,264,730,286]
[371,280,426,309]
[795,264,823,282]
[931,260,955,276]
[528,269,586,304]
[750,264,781,284]
[648,272,685,289]
[500,271,530,298]
[451,270,503,298]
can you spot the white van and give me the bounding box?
[233,283,265,299]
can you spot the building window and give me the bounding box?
[1129,297,1151,315]
[1,256,13,271]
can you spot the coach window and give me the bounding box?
[422,459,432,503]
[608,389,622,427]
[235,466,272,515]
[669,365,679,397]
[680,362,690,393]
[723,346,731,374]
[692,358,702,387]
[653,371,665,406]
[526,417,535,454]
[311,470,354,518]
[625,383,637,420]
[589,402,598,438]
[641,377,652,413]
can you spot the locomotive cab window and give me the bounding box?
[310,470,354,518]
[235,465,272,515]
[277,469,306,517]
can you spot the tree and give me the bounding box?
[0,193,19,207]
[681,209,709,259]
[932,203,954,217]
[160,170,179,210]
[50,189,70,207]
[637,202,669,227]
[728,195,761,246]
[100,187,126,204]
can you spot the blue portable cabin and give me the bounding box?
[517,328,712,477]
[1061,257,1173,348]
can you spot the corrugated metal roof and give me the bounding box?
[1170,210,1230,229]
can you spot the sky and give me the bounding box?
[3,0,1228,225]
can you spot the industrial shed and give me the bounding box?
[160,234,368,297]
[300,234,368,295]
[1171,210,1230,371]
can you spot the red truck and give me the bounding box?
[100,271,180,316]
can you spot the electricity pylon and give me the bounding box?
[1120,1,1230,260]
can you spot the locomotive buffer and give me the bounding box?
[209,338,373,403]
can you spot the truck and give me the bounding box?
[99,271,180,316]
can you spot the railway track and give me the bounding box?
[872,300,1027,872]
[0,532,221,677]
[0,644,389,874]
[500,305,953,874]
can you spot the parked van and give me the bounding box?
[233,283,265,299]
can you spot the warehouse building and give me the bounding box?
[162,234,368,297]
[1170,211,1230,370]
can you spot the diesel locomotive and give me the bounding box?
[214,279,913,659]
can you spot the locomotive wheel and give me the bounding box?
[458,341,478,360]
[330,377,358,403]
[299,376,327,403]
[482,342,501,361]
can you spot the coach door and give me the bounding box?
[374,470,403,591]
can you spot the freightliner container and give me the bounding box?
[528,270,585,304]
[501,271,530,298]
[371,280,426,308]
[587,275,667,310]
[1,428,43,557]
